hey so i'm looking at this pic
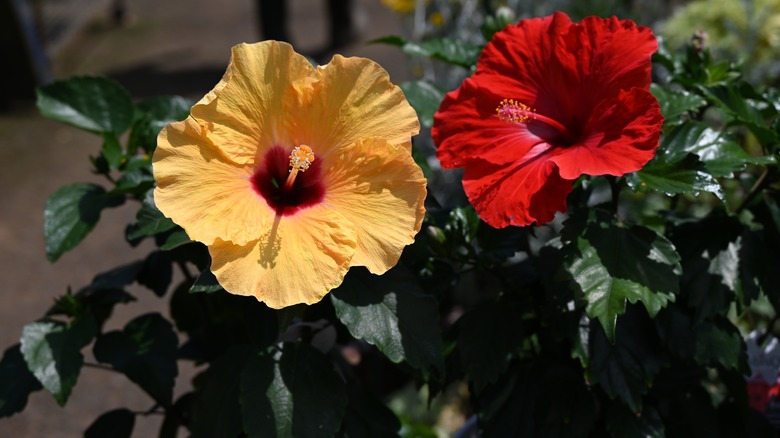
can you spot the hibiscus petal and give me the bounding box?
[154,117,276,246]
[190,41,316,165]
[209,205,358,309]
[301,55,420,156]
[550,88,663,179]
[433,78,544,168]
[324,138,427,274]
[462,149,572,228]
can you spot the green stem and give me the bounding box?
[735,167,775,214]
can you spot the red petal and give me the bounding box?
[551,88,663,179]
[433,77,545,169]
[461,148,572,228]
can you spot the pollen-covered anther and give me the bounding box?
[496,98,534,124]
[289,144,315,172]
[285,144,316,190]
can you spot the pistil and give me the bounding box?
[496,98,571,140]
[285,144,315,190]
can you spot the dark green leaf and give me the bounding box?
[399,81,444,129]
[84,408,135,438]
[36,76,134,134]
[476,360,597,437]
[93,313,178,405]
[650,84,706,128]
[126,190,177,242]
[588,308,666,411]
[160,229,192,251]
[129,96,192,153]
[82,260,144,293]
[371,35,480,68]
[159,393,197,438]
[240,343,348,438]
[191,345,257,438]
[457,303,523,391]
[137,251,173,297]
[669,215,743,320]
[19,317,96,405]
[341,385,400,438]
[44,183,124,262]
[628,154,725,202]
[606,403,664,438]
[331,267,444,372]
[0,345,42,417]
[563,212,679,341]
[190,269,223,293]
[656,308,745,370]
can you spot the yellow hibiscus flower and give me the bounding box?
[153,41,425,308]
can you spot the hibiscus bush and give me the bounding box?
[3,10,780,438]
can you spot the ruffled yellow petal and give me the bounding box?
[191,41,316,165]
[209,205,358,308]
[154,117,275,246]
[324,138,427,274]
[301,55,420,156]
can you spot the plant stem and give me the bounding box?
[735,168,775,214]
[606,176,621,217]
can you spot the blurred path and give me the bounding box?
[0,0,407,435]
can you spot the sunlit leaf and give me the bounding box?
[331,267,443,372]
[44,183,124,262]
[36,76,135,134]
[20,317,96,405]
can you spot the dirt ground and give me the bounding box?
[0,0,409,435]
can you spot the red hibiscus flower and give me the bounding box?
[432,12,663,228]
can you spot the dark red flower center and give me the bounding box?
[252,145,325,216]
[497,98,578,146]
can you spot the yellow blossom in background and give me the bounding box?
[429,11,444,27]
[153,41,426,308]
[382,0,426,14]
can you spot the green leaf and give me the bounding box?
[101,133,124,169]
[0,345,42,417]
[240,343,348,438]
[111,167,155,196]
[457,303,524,391]
[44,183,124,262]
[331,267,444,372]
[658,121,775,177]
[36,76,135,134]
[19,317,96,405]
[126,190,177,242]
[371,35,480,68]
[399,81,445,129]
[650,83,707,128]
[190,269,223,293]
[93,313,178,405]
[701,82,779,144]
[628,154,725,202]
[588,308,666,411]
[84,408,135,438]
[191,345,257,438]
[606,403,664,438]
[129,96,192,153]
[563,212,679,341]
